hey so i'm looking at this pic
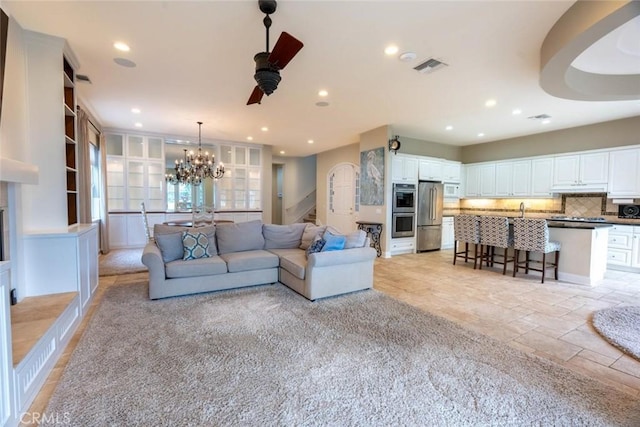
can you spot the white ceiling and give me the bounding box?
[4,1,640,157]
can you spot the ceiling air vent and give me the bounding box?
[413,58,448,74]
[76,74,92,84]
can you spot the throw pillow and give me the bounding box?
[182,231,211,260]
[216,220,265,254]
[321,230,346,252]
[305,235,326,258]
[154,224,217,262]
[344,230,367,249]
[300,224,328,250]
[263,223,307,249]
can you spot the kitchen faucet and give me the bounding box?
[519,202,526,218]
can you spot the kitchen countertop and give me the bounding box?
[546,221,613,230]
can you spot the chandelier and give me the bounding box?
[165,121,225,186]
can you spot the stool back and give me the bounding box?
[480,216,512,248]
[453,215,480,244]
[513,218,550,252]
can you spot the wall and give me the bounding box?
[392,135,462,161]
[316,143,360,226]
[272,154,315,224]
[461,116,640,163]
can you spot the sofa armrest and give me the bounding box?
[308,246,376,268]
[142,242,166,279]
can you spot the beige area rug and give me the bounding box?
[99,248,147,276]
[593,306,640,361]
[44,282,640,426]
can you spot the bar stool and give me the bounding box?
[512,218,561,283]
[453,215,482,269]
[479,216,514,275]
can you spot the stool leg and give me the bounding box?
[453,240,457,265]
[541,252,546,284]
[473,244,479,269]
[513,249,518,277]
[478,245,483,270]
[555,250,559,280]
[502,247,508,275]
[525,251,530,274]
[465,242,469,262]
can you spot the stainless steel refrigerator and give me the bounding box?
[417,181,444,252]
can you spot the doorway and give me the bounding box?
[326,163,359,233]
[272,164,283,225]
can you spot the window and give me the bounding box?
[166,182,203,211]
[89,125,101,221]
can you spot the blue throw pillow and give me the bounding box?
[321,231,346,252]
[182,231,211,260]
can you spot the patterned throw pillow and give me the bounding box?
[305,235,326,259]
[182,231,211,260]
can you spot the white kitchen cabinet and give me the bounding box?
[607,225,640,271]
[392,156,418,183]
[608,148,640,197]
[441,217,455,249]
[479,163,496,196]
[464,164,480,197]
[442,161,461,183]
[495,160,531,197]
[419,158,443,182]
[633,229,640,269]
[530,158,554,197]
[552,152,608,190]
[390,237,415,255]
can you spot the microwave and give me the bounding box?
[443,183,460,199]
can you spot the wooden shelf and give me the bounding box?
[63,55,78,226]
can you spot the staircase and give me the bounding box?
[303,209,316,224]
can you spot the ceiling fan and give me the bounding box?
[247,0,304,105]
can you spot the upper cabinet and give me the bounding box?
[551,152,608,191]
[465,163,495,197]
[608,148,640,197]
[530,158,554,197]
[418,159,443,181]
[442,161,461,183]
[495,160,531,197]
[392,156,418,183]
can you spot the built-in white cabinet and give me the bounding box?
[0,265,13,427]
[464,164,481,197]
[392,156,418,183]
[495,160,531,197]
[441,217,454,249]
[608,148,640,197]
[442,161,461,183]
[390,237,415,255]
[479,164,496,196]
[552,152,608,190]
[607,225,640,271]
[418,159,443,182]
[530,158,554,197]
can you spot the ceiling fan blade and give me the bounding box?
[247,86,264,105]
[268,32,303,70]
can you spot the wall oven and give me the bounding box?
[393,183,416,213]
[392,213,415,238]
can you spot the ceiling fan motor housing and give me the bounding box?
[254,52,281,95]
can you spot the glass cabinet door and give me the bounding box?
[147,161,165,210]
[148,137,163,160]
[128,135,144,158]
[127,160,145,210]
[106,157,125,211]
[106,134,124,156]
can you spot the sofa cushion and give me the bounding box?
[216,220,265,255]
[154,224,217,262]
[220,250,279,273]
[263,223,307,249]
[344,230,367,249]
[299,225,327,250]
[182,231,211,260]
[306,235,326,258]
[165,256,228,279]
[279,252,307,280]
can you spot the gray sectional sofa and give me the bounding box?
[141,220,377,301]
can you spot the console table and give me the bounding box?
[356,221,383,257]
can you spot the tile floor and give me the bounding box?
[21,251,640,423]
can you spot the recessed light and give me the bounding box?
[315,101,330,107]
[384,45,399,55]
[445,125,453,131]
[512,108,522,115]
[114,42,130,52]
[131,108,141,114]
[308,139,314,144]
[114,58,136,68]
[279,150,285,155]
[318,90,328,97]
[399,52,417,62]
[261,127,268,132]
[485,99,497,108]
[134,122,143,128]
[477,132,485,137]
[247,136,253,141]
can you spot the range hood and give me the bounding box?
[0,157,39,184]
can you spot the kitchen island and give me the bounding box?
[545,221,612,286]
